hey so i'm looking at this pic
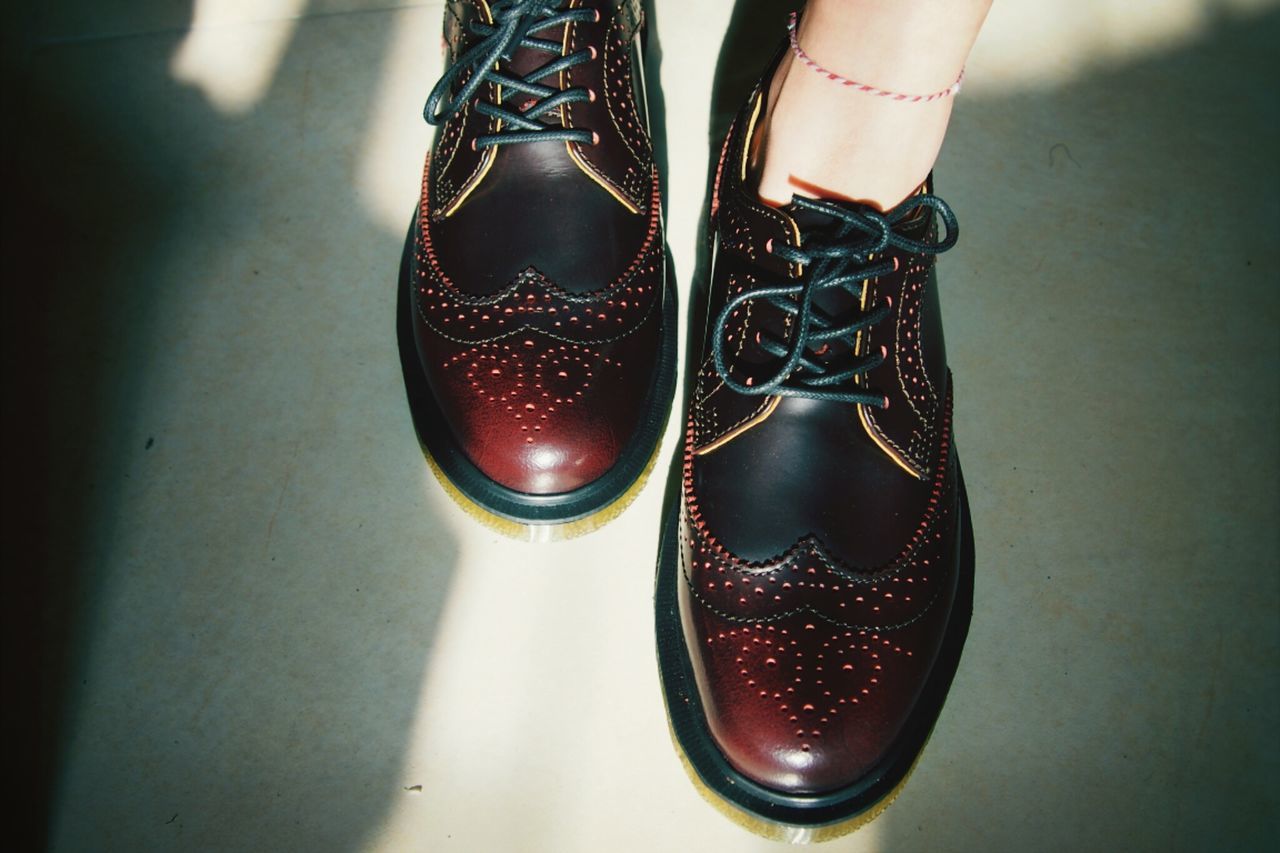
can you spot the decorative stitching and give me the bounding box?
[702,270,755,396]
[600,9,648,172]
[561,6,648,211]
[422,255,657,307]
[679,529,948,632]
[430,3,471,180]
[567,141,644,209]
[682,485,953,584]
[415,281,658,346]
[683,384,956,577]
[434,74,470,191]
[865,402,928,475]
[693,359,775,450]
[858,286,928,476]
[914,266,940,405]
[433,91,497,218]
[890,257,940,454]
[423,166,662,299]
[893,270,939,471]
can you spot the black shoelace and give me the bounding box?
[711,193,959,406]
[422,0,597,149]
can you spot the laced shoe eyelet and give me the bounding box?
[765,237,774,254]
[590,130,600,145]
[587,88,597,103]
[592,9,601,23]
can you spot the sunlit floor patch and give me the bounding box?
[169,0,307,114]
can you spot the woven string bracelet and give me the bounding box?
[787,11,964,103]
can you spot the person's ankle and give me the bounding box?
[751,49,951,211]
[750,1,985,210]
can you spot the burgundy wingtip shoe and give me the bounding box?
[655,59,974,835]
[399,0,675,527]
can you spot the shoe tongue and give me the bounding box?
[767,199,867,356]
[779,196,886,259]
[781,197,843,233]
[498,5,569,79]
[779,194,931,256]
[492,17,570,121]
[780,197,881,268]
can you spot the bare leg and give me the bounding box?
[754,0,993,210]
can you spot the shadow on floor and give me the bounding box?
[6,0,1277,849]
[4,4,461,850]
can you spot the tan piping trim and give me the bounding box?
[440,146,495,218]
[854,265,924,479]
[566,142,642,212]
[560,0,642,214]
[439,0,498,219]
[740,92,762,184]
[857,403,923,479]
[694,396,780,456]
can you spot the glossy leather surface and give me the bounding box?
[411,0,664,495]
[677,68,967,794]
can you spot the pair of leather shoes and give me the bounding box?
[401,1,973,837]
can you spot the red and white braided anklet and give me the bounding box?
[787,11,964,103]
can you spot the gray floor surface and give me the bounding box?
[5,1,1278,850]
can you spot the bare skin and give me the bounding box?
[753,0,993,211]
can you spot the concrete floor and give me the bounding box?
[5,1,1278,850]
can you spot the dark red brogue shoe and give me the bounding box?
[655,73,974,836]
[399,0,675,530]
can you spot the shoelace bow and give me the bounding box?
[711,193,959,406]
[423,0,597,148]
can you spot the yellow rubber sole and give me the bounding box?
[422,434,665,542]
